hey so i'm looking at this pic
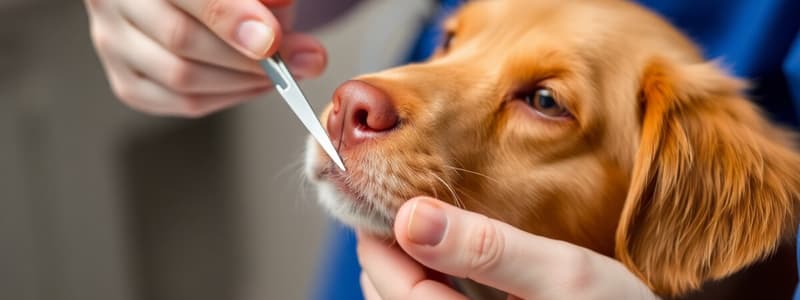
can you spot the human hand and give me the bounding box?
[357,197,658,300]
[84,0,327,117]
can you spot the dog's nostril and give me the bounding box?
[354,109,369,129]
[328,80,399,149]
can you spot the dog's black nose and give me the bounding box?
[327,80,399,149]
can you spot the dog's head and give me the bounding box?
[305,0,800,296]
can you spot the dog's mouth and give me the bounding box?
[309,150,397,235]
[305,119,452,236]
[317,166,366,204]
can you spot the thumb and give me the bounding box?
[170,0,294,59]
[393,197,631,299]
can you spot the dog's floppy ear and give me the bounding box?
[615,57,800,297]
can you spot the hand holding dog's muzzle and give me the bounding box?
[357,197,658,300]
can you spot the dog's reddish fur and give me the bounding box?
[618,57,800,295]
[306,0,800,297]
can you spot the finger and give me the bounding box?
[117,0,265,75]
[132,76,268,117]
[118,0,325,78]
[360,273,382,300]
[111,67,267,117]
[356,231,427,300]
[83,0,108,17]
[394,197,603,299]
[169,0,287,59]
[88,24,178,114]
[116,22,271,94]
[261,0,294,6]
[279,32,327,79]
[356,231,467,300]
[271,5,295,31]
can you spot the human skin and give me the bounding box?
[357,197,657,300]
[84,0,363,117]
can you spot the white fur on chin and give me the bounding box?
[305,137,395,237]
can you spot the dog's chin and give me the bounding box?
[315,182,395,237]
[305,138,395,237]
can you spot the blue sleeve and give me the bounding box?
[788,34,800,300]
[637,0,800,127]
[311,225,363,300]
[785,33,800,119]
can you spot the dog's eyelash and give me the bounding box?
[511,86,574,120]
[442,32,455,50]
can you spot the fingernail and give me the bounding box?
[407,199,448,246]
[236,20,274,57]
[288,51,323,77]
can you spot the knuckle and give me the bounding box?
[201,0,228,28]
[90,26,111,52]
[178,97,209,118]
[555,246,596,290]
[467,217,505,274]
[167,17,195,54]
[165,62,194,91]
[112,84,150,113]
[84,0,104,10]
[355,241,366,261]
[110,79,137,104]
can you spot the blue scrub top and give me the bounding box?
[312,0,800,299]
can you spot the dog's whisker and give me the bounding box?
[432,173,465,209]
[457,188,480,209]
[443,165,500,184]
[453,189,470,211]
[427,178,439,200]
[299,171,311,204]
[264,155,308,211]
[284,155,312,210]
[273,156,306,183]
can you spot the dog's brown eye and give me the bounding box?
[525,88,569,118]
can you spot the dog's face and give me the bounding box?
[307,0,676,248]
[306,0,800,297]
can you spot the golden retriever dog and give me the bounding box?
[305,0,800,298]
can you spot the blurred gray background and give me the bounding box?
[0,0,431,299]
